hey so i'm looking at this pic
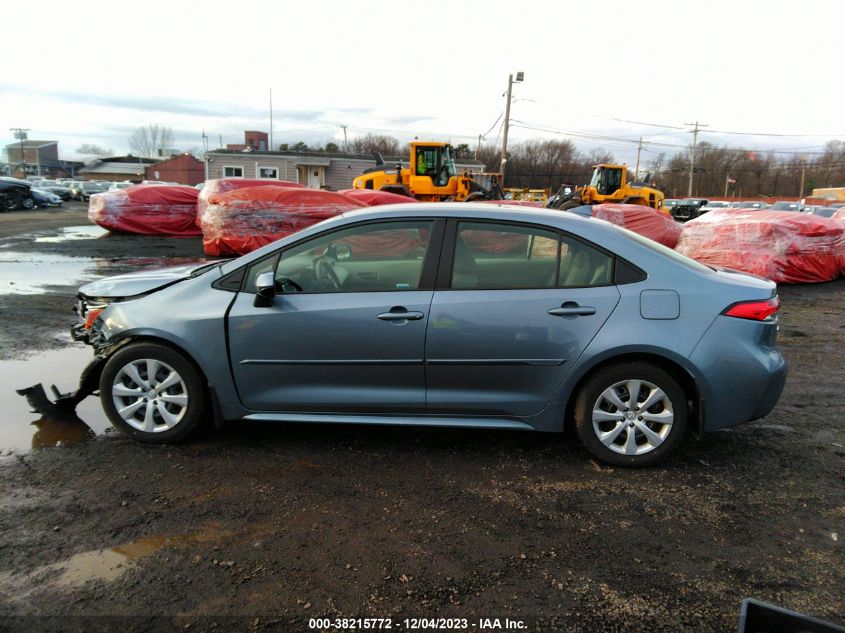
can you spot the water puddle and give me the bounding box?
[0,346,111,452]
[0,251,104,294]
[1,524,233,595]
[33,225,109,243]
[55,527,233,587]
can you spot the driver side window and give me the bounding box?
[269,220,435,294]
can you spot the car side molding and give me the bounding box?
[242,412,534,430]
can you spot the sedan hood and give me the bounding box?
[79,262,214,299]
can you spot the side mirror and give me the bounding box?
[254,271,275,307]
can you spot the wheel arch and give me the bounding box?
[562,350,705,438]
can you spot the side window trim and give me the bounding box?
[435,218,618,291]
[239,218,444,295]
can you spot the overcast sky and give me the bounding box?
[2,0,842,166]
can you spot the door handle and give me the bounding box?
[377,309,424,321]
[548,302,596,317]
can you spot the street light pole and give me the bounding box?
[500,71,523,183]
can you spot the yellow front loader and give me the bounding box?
[352,142,503,202]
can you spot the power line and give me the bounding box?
[594,114,845,138]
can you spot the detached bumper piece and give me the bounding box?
[16,356,105,418]
[739,598,845,633]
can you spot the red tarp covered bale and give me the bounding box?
[88,185,201,236]
[590,203,682,248]
[337,189,415,206]
[201,186,367,256]
[197,178,304,227]
[676,209,845,284]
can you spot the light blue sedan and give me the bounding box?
[72,203,787,466]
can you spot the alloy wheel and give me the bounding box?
[111,358,189,433]
[591,379,674,456]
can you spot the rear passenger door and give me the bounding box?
[425,220,621,417]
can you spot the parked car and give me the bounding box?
[30,187,63,207]
[69,204,787,467]
[769,201,804,212]
[0,177,36,210]
[67,181,85,200]
[34,179,72,200]
[79,181,109,201]
[696,201,731,215]
[663,199,679,213]
[107,182,133,192]
[670,198,710,221]
[729,201,768,209]
[803,205,837,218]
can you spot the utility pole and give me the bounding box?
[684,120,708,197]
[10,127,30,177]
[269,88,274,151]
[340,125,348,153]
[476,134,482,160]
[798,155,807,200]
[634,136,643,180]
[202,129,209,180]
[724,173,730,198]
[500,71,524,182]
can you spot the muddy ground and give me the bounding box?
[0,207,842,632]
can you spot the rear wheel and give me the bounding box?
[574,362,687,467]
[2,193,21,211]
[99,343,206,444]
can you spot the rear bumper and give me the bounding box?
[689,317,788,432]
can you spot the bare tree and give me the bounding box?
[75,143,112,156]
[349,133,403,157]
[128,124,174,158]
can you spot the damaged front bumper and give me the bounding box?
[20,295,114,417]
[17,354,106,416]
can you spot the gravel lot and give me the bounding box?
[0,206,842,632]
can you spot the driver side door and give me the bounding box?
[227,219,442,413]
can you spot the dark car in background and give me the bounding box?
[804,205,836,218]
[79,181,108,201]
[769,201,804,212]
[33,179,72,200]
[670,198,710,221]
[0,177,36,211]
[30,187,63,208]
[729,201,768,210]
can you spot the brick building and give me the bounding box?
[145,154,204,185]
[4,140,82,178]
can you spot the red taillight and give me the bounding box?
[723,296,780,321]
[83,307,104,330]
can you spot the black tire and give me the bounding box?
[3,192,21,211]
[573,362,687,467]
[99,343,206,444]
[558,200,585,211]
[21,196,36,210]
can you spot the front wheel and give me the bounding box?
[99,343,206,443]
[573,362,688,467]
[21,197,36,210]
